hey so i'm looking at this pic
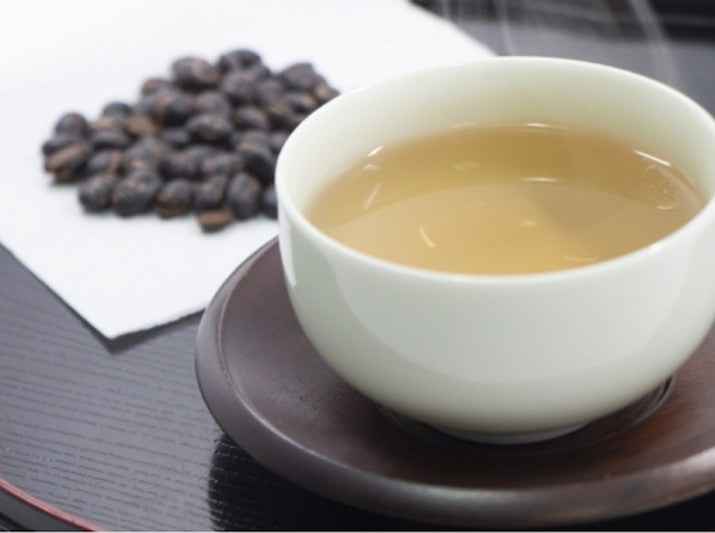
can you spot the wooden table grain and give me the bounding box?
[2,2,714,529]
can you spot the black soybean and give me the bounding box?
[79,173,117,211]
[154,179,194,218]
[54,112,89,137]
[233,105,270,131]
[197,209,234,232]
[264,99,296,129]
[172,57,221,91]
[124,142,160,172]
[254,78,284,105]
[313,80,339,103]
[91,129,131,150]
[124,113,159,137]
[140,77,172,96]
[112,170,162,216]
[185,113,233,144]
[235,129,272,147]
[240,144,275,183]
[219,70,255,105]
[160,127,191,149]
[283,112,306,132]
[283,91,318,113]
[268,131,289,154]
[41,134,80,156]
[86,149,123,175]
[262,184,278,218]
[183,145,216,179]
[149,90,195,126]
[194,174,228,211]
[131,136,167,160]
[161,145,213,180]
[243,63,271,82]
[90,115,125,133]
[218,48,261,71]
[280,62,319,91]
[227,172,262,219]
[200,152,244,177]
[101,101,132,117]
[195,91,232,117]
[44,142,90,183]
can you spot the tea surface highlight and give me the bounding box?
[307,124,705,274]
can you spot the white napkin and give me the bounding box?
[0,0,493,338]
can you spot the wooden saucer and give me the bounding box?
[195,238,715,528]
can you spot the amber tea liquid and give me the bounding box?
[306,124,706,275]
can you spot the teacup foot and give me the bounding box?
[435,423,587,445]
[378,377,673,448]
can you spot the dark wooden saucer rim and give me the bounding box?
[195,238,715,528]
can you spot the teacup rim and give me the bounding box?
[276,56,715,285]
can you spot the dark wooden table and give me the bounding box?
[2,2,714,530]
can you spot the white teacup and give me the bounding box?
[275,57,715,444]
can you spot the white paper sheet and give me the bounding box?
[0,0,493,338]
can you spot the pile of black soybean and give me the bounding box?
[41,49,339,232]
